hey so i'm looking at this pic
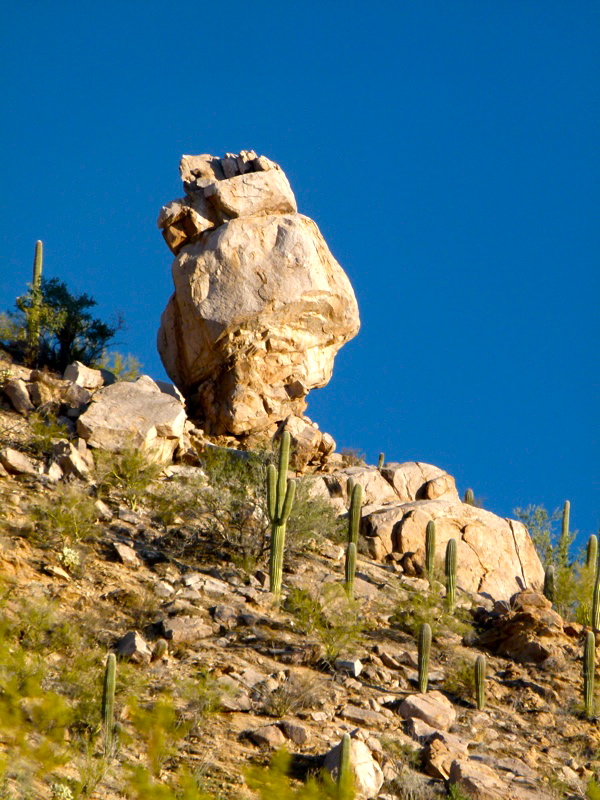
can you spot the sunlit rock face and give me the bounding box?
[157,151,360,436]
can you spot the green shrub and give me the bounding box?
[30,485,97,548]
[390,584,473,640]
[27,411,70,457]
[286,584,364,666]
[95,445,162,510]
[246,749,354,800]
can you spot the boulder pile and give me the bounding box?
[156,150,360,444]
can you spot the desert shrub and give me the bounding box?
[30,484,97,548]
[128,694,193,777]
[339,448,366,467]
[442,654,477,703]
[514,504,572,568]
[95,350,142,381]
[95,445,162,509]
[286,584,364,666]
[390,585,473,640]
[27,411,70,457]
[286,479,346,550]
[255,671,325,718]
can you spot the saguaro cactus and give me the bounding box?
[587,535,598,571]
[425,521,436,580]
[345,541,357,600]
[445,538,457,612]
[418,622,432,693]
[592,564,600,632]
[25,240,43,367]
[102,653,117,757]
[474,654,486,710]
[267,432,296,597]
[347,483,363,545]
[543,565,555,604]
[337,732,352,792]
[464,488,474,506]
[584,630,596,719]
[557,500,571,567]
[377,452,385,471]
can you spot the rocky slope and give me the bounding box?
[0,352,598,800]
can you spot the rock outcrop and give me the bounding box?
[157,150,360,437]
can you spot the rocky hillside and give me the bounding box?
[1,352,599,800]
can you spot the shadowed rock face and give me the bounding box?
[157,151,360,436]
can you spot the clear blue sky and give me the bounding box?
[1,2,598,543]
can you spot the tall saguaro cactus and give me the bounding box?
[543,565,555,604]
[267,432,296,597]
[337,732,352,793]
[347,483,363,545]
[584,630,596,719]
[102,653,117,757]
[445,538,457,612]
[345,541,357,600]
[474,654,486,710]
[592,563,600,632]
[587,535,598,571]
[418,622,432,693]
[425,521,436,581]
[464,488,474,506]
[557,500,571,567]
[25,240,43,367]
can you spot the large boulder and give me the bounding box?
[77,376,187,463]
[361,496,544,601]
[157,151,360,436]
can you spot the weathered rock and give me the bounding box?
[77,375,186,463]
[475,589,571,663]
[4,379,34,414]
[113,542,140,567]
[0,447,38,476]
[115,631,152,664]
[64,361,104,389]
[279,719,308,745]
[380,462,459,502]
[159,616,213,643]
[422,731,470,780]
[52,441,91,481]
[361,497,544,601]
[339,704,388,728]
[324,737,384,800]
[157,151,359,437]
[398,691,456,731]
[250,725,286,749]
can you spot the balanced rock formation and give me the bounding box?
[157,151,360,437]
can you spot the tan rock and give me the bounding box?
[52,441,91,481]
[323,738,384,800]
[4,379,34,414]
[203,168,297,219]
[115,631,152,664]
[0,447,38,476]
[398,691,456,731]
[77,375,186,463]
[448,759,505,798]
[361,498,544,601]
[380,462,459,502]
[158,211,359,435]
[63,361,104,389]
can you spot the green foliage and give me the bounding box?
[442,654,476,704]
[391,583,473,640]
[448,784,471,800]
[587,777,600,800]
[27,411,70,457]
[95,445,162,510]
[128,694,193,777]
[3,275,124,372]
[96,350,142,381]
[30,484,97,547]
[514,504,567,568]
[246,749,354,800]
[417,623,431,693]
[286,585,364,666]
[256,672,324,718]
[126,765,218,800]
